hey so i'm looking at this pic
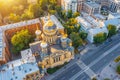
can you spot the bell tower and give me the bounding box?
[35,24,41,41]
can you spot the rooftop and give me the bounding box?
[86,1,100,8]
[0,32,4,60]
[76,14,105,30]
[0,18,40,61]
[0,59,39,80]
[41,15,64,30]
[0,48,39,80]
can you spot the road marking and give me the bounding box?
[72,70,76,73]
[70,42,120,80]
[80,76,85,80]
[88,42,120,68]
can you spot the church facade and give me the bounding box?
[29,15,74,71]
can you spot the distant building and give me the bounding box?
[0,18,41,66]
[83,1,101,15]
[104,18,120,30]
[77,0,85,12]
[0,49,42,80]
[29,15,74,69]
[108,12,120,19]
[109,0,120,13]
[61,0,77,13]
[0,32,11,66]
[76,13,108,43]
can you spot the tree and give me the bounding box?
[70,32,83,48]
[67,10,72,19]
[92,77,97,80]
[73,12,80,18]
[29,4,44,18]
[55,5,61,15]
[11,29,32,54]
[107,24,117,37]
[67,18,77,26]
[61,10,67,19]
[94,32,107,44]
[49,10,56,15]
[39,0,48,11]
[21,10,34,20]
[79,31,88,40]
[116,65,120,74]
[9,13,20,23]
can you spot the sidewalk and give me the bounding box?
[97,62,120,80]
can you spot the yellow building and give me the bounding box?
[29,15,74,71]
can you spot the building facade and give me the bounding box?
[83,2,101,15]
[109,0,120,13]
[61,0,77,13]
[30,15,74,70]
[77,0,85,12]
[76,13,108,43]
[0,49,42,80]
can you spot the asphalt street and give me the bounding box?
[52,64,81,80]
[90,46,120,73]
[75,72,90,80]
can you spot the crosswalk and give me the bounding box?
[69,61,96,80]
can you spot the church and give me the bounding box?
[29,15,74,72]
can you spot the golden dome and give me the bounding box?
[46,20,54,27]
[41,41,48,48]
[66,52,71,58]
[35,30,41,35]
[62,33,68,39]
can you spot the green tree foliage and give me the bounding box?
[39,0,49,11]
[9,13,20,23]
[11,29,32,54]
[49,10,56,15]
[73,12,80,18]
[70,32,83,48]
[61,10,67,19]
[67,10,72,19]
[116,65,120,74]
[0,0,28,17]
[66,18,77,26]
[29,4,44,18]
[79,31,88,40]
[107,24,117,37]
[114,56,120,63]
[21,10,34,20]
[64,18,79,35]
[55,5,61,15]
[92,77,97,80]
[94,32,107,44]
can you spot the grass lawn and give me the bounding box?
[47,62,68,74]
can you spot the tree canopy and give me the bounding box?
[70,32,83,48]
[94,32,107,44]
[107,24,117,37]
[11,29,32,54]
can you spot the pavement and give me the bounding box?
[97,62,120,80]
[45,33,120,80]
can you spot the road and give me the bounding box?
[52,64,82,80]
[48,34,120,80]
